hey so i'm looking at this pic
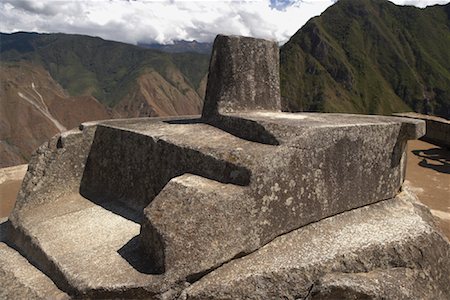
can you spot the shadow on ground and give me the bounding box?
[412,148,450,174]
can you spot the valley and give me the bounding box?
[1,0,449,169]
[0,62,113,167]
[0,33,209,167]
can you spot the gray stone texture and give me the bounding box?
[309,269,438,300]
[183,188,450,299]
[138,112,426,281]
[141,174,249,277]
[202,35,281,117]
[1,34,449,299]
[5,112,433,297]
[394,112,450,148]
[0,242,69,300]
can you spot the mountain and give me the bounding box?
[1,32,209,113]
[0,32,209,167]
[138,40,213,54]
[0,61,113,167]
[3,0,450,167]
[280,0,450,118]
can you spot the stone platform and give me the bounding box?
[1,35,449,299]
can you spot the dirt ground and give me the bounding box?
[405,139,450,238]
[0,140,448,237]
[0,164,27,218]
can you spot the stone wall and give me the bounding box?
[394,112,450,148]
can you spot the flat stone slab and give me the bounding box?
[309,269,438,299]
[184,188,450,299]
[0,242,69,300]
[9,193,151,296]
[211,112,425,144]
[394,112,450,148]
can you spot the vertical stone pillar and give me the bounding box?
[201,35,281,118]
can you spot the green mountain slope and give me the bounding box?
[280,0,450,118]
[0,32,209,109]
[0,32,210,167]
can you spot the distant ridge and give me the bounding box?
[0,32,209,167]
[2,0,450,167]
[138,40,213,54]
[280,0,450,118]
[0,32,209,109]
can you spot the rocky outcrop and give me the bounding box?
[1,35,449,299]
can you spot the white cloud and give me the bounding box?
[0,0,336,44]
[0,0,448,45]
[390,0,449,7]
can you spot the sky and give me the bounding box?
[1,0,449,45]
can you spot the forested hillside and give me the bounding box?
[280,0,450,118]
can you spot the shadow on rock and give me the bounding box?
[412,148,450,174]
[117,235,162,275]
[0,219,9,241]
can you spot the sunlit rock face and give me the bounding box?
[1,34,448,299]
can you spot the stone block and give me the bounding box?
[139,112,425,281]
[394,112,450,148]
[183,189,450,299]
[202,35,281,117]
[141,174,250,278]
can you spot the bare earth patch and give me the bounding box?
[405,139,450,238]
[0,164,27,218]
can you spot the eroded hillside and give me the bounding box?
[0,33,209,167]
[0,62,113,167]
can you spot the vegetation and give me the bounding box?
[2,0,449,118]
[280,0,450,118]
[0,32,210,107]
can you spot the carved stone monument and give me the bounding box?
[1,35,449,299]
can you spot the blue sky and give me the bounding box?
[1,0,448,45]
[270,0,297,10]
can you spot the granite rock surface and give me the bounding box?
[1,34,449,299]
[183,188,450,299]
